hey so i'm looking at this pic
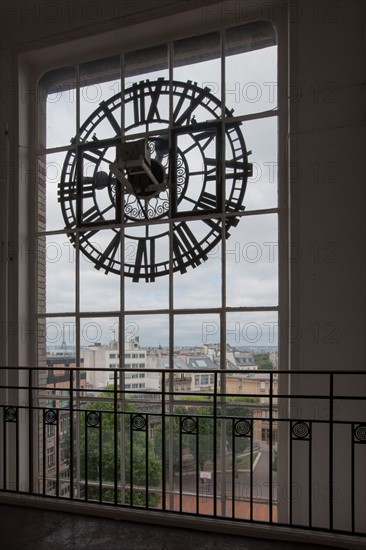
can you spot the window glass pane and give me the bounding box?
[226,213,278,308]
[124,44,169,134]
[124,222,169,311]
[235,117,278,211]
[175,313,220,349]
[80,317,119,389]
[173,220,222,309]
[79,56,121,141]
[40,234,75,313]
[225,23,277,116]
[226,311,278,350]
[38,152,73,232]
[39,66,76,149]
[79,229,121,312]
[125,315,169,350]
[173,32,221,123]
[39,317,76,364]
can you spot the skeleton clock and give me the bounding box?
[58,78,253,282]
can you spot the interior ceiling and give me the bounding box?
[39,21,276,91]
[0,0,220,50]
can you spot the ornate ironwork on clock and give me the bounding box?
[58,78,253,282]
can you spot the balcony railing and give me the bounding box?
[0,367,365,540]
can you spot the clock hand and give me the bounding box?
[83,171,114,190]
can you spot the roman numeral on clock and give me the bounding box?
[193,192,225,234]
[79,228,99,245]
[58,180,77,202]
[225,196,245,214]
[95,231,120,273]
[99,102,121,135]
[196,191,217,210]
[82,205,101,224]
[132,82,146,125]
[173,221,208,274]
[173,83,211,126]
[205,158,248,182]
[132,237,156,283]
[83,149,107,165]
[146,77,164,121]
[181,128,216,156]
[80,203,115,226]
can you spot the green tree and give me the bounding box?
[78,396,162,507]
[153,405,189,472]
[153,398,256,472]
[224,396,259,453]
[254,353,273,370]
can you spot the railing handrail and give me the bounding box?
[0,366,366,375]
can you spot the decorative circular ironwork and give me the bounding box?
[45,409,57,425]
[354,424,366,442]
[87,411,100,428]
[132,414,147,431]
[182,416,197,434]
[292,421,310,440]
[5,406,17,422]
[234,419,251,437]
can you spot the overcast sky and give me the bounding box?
[42,44,278,349]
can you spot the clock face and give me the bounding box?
[58,79,252,281]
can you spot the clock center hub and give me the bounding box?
[128,158,166,199]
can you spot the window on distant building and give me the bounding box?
[201,375,209,385]
[46,424,55,438]
[47,447,55,468]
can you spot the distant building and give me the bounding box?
[45,356,87,497]
[82,337,160,393]
[226,372,278,444]
[188,356,219,392]
[203,343,258,370]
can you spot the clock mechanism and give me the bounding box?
[58,79,253,281]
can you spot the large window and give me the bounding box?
[36,26,279,513]
[37,21,278,369]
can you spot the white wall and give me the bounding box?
[285,0,366,533]
[289,0,366,372]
